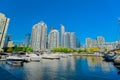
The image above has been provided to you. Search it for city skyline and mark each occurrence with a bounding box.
[0,0,120,45]
[86,36,118,50]
[30,21,77,51]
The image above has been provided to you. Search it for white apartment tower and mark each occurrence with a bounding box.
[63,32,71,48]
[48,30,59,50]
[0,13,10,48]
[86,38,93,48]
[70,32,76,49]
[63,32,76,49]
[61,24,65,47]
[97,36,105,48]
[31,21,47,51]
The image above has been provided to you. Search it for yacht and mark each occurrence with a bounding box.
[114,55,120,65]
[60,53,69,58]
[103,52,116,61]
[6,56,24,66]
[25,53,41,61]
[41,53,60,59]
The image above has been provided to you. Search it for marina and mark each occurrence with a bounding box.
[0,55,120,80]
[1,0,120,80]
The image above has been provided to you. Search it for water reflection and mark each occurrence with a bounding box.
[0,56,120,80]
[87,57,112,72]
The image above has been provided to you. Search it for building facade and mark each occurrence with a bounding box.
[86,36,118,50]
[70,32,76,49]
[60,25,76,49]
[4,34,11,47]
[76,38,81,48]
[7,41,14,47]
[60,24,65,47]
[63,32,71,48]
[86,38,93,48]
[31,21,47,51]
[48,30,59,50]
[97,36,105,48]
[24,33,31,47]
[0,13,10,48]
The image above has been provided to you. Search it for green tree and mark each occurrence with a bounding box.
[22,47,27,52]
[26,47,33,52]
[13,47,18,52]
[51,47,75,53]
[105,48,107,52]
[17,47,23,51]
[7,47,13,52]
[78,49,84,53]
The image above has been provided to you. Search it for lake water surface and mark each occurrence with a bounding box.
[0,56,120,80]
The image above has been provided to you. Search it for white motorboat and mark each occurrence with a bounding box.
[26,53,41,61]
[114,55,120,65]
[7,56,25,61]
[6,56,24,66]
[42,53,60,59]
[59,53,72,58]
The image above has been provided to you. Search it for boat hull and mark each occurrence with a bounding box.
[6,61,23,66]
[42,57,60,60]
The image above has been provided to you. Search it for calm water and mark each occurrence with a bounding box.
[0,56,120,80]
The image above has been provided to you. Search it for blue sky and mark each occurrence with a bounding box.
[0,0,120,45]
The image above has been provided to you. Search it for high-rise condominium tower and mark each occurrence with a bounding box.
[86,38,93,48]
[24,33,31,47]
[0,13,10,48]
[48,30,59,50]
[76,38,81,48]
[31,21,47,51]
[97,36,105,48]
[97,36,105,44]
[63,32,71,48]
[60,24,65,47]
[63,32,76,49]
[4,34,11,47]
[70,32,76,49]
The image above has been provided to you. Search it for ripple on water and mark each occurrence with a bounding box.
[0,56,120,80]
